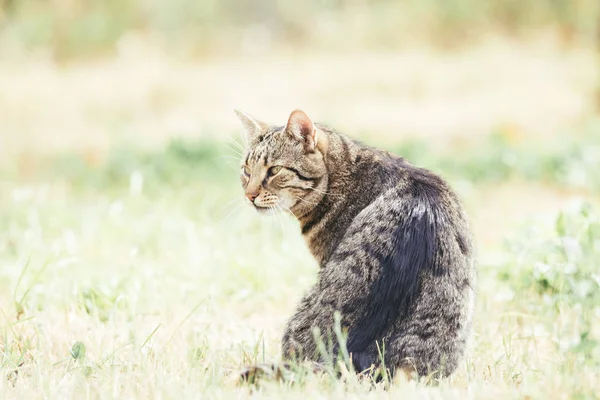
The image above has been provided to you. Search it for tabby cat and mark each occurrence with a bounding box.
[236,109,475,379]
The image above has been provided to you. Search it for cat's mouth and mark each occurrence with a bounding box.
[252,194,282,212]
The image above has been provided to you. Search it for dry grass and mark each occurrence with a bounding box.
[1,174,598,398]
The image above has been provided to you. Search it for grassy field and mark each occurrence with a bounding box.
[1,2,600,392]
[1,109,600,398]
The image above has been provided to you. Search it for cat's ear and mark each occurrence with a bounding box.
[234,109,267,139]
[285,110,319,152]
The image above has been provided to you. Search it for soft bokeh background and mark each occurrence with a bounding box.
[1,1,599,398]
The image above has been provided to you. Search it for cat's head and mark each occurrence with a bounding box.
[235,109,328,216]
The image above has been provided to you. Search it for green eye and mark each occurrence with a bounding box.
[268,166,283,176]
[243,165,251,176]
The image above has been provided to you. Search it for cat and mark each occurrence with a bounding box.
[235,109,475,379]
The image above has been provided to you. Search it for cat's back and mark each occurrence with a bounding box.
[332,141,474,278]
[356,144,465,219]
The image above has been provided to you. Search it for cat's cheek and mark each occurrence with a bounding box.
[280,196,297,210]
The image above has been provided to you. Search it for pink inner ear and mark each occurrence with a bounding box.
[288,110,314,139]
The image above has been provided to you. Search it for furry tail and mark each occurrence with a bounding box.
[345,187,440,357]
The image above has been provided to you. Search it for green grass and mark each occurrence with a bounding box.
[1,127,600,398]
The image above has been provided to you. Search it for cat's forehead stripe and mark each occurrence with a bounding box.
[248,137,274,165]
[245,127,289,166]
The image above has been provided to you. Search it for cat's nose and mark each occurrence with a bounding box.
[245,191,259,203]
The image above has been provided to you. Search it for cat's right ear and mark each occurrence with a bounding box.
[234,109,266,139]
[285,110,319,152]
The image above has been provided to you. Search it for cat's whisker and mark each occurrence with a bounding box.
[211,156,244,172]
[218,197,243,213]
[293,196,319,206]
[277,203,294,245]
[224,142,245,163]
[263,204,278,236]
[227,134,247,150]
[233,125,249,149]
[307,186,344,198]
[216,198,246,224]
[282,204,297,219]
[226,140,245,157]
[280,204,293,244]
[214,155,243,162]
[226,148,244,160]
[219,197,239,208]
[230,137,246,149]
[272,203,287,242]
[220,198,245,216]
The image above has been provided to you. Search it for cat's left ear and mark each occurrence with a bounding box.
[285,110,319,152]
[234,109,267,139]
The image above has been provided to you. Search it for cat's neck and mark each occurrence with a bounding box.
[298,129,372,265]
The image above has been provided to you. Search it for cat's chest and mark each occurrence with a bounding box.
[303,234,327,266]
[302,225,347,268]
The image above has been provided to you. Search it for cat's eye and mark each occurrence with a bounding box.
[243,165,251,176]
[268,166,283,176]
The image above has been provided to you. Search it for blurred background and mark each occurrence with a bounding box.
[1,0,599,156]
[1,1,600,397]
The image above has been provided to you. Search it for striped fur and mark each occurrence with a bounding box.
[236,109,476,378]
